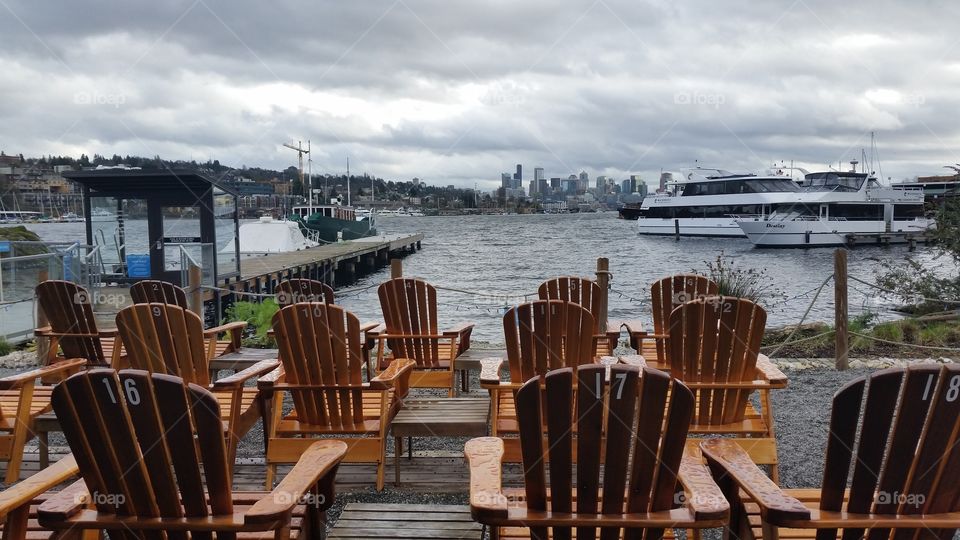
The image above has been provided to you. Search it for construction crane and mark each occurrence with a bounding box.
[282,140,312,211]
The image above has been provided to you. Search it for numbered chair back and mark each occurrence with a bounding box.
[702,364,960,540]
[377,277,444,366]
[129,280,188,308]
[50,369,236,531]
[272,303,372,427]
[537,277,604,334]
[503,300,595,383]
[116,303,211,386]
[277,279,335,307]
[35,280,109,365]
[819,365,960,537]
[515,365,695,539]
[650,274,719,362]
[667,296,765,426]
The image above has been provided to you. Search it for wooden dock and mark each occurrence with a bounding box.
[210,233,423,300]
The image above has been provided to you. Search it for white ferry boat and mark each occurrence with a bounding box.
[635,168,803,237]
[736,169,933,247]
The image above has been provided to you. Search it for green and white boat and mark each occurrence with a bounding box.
[290,203,377,243]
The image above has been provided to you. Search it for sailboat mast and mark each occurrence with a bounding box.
[307,140,312,215]
[347,158,351,206]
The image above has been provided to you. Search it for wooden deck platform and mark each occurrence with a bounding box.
[214,233,424,297]
[330,504,482,539]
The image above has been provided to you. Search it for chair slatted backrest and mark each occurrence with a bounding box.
[651,274,719,362]
[276,279,335,307]
[537,277,603,333]
[129,280,188,309]
[667,297,765,426]
[516,365,694,540]
[378,278,443,367]
[814,365,960,540]
[116,303,211,386]
[51,369,234,532]
[273,303,366,428]
[503,300,595,384]
[35,280,108,365]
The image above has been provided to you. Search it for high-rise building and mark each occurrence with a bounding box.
[538,178,549,195]
[551,177,561,190]
[596,175,608,192]
[501,172,511,189]
[529,180,537,195]
[534,167,544,182]
[513,164,522,181]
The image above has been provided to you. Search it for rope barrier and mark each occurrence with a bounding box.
[760,330,835,350]
[765,273,835,357]
[849,331,960,352]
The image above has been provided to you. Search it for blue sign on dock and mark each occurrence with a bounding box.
[126,254,151,278]
[0,241,10,253]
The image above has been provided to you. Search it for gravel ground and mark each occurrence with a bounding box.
[0,359,934,536]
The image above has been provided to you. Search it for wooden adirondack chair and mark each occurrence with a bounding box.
[276,278,335,306]
[466,365,729,539]
[623,273,719,361]
[34,280,123,368]
[0,359,86,483]
[129,279,247,358]
[376,277,475,396]
[38,369,347,540]
[702,364,960,540]
[537,276,621,356]
[480,300,615,462]
[116,303,279,465]
[0,455,81,539]
[626,296,786,481]
[268,302,416,491]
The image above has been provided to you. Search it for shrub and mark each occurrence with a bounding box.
[872,322,905,343]
[0,338,11,357]
[225,299,279,348]
[919,324,952,346]
[701,251,784,306]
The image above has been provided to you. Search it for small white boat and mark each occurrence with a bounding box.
[223,216,321,256]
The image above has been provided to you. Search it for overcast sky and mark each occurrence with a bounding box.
[1,0,958,188]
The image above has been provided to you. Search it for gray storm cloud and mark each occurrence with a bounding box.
[0,0,958,187]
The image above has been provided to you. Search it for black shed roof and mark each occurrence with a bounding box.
[62,169,238,197]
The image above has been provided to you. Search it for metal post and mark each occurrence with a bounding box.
[188,264,203,316]
[834,248,849,371]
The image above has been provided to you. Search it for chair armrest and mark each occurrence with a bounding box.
[257,366,285,389]
[755,354,788,387]
[245,440,347,525]
[465,437,509,522]
[479,357,505,385]
[677,453,729,521]
[37,477,90,523]
[359,321,381,333]
[618,355,647,368]
[213,359,280,389]
[376,333,451,340]
[34,325,53,337]
[621,319,647,335]
[700,439,810,524]
[443,322,476,336]
[0,455,78,516]
[0,358,87,389]
[204,321,248,336]
[369,358,416,390]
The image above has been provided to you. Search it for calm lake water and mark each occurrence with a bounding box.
[23,213,942,343]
